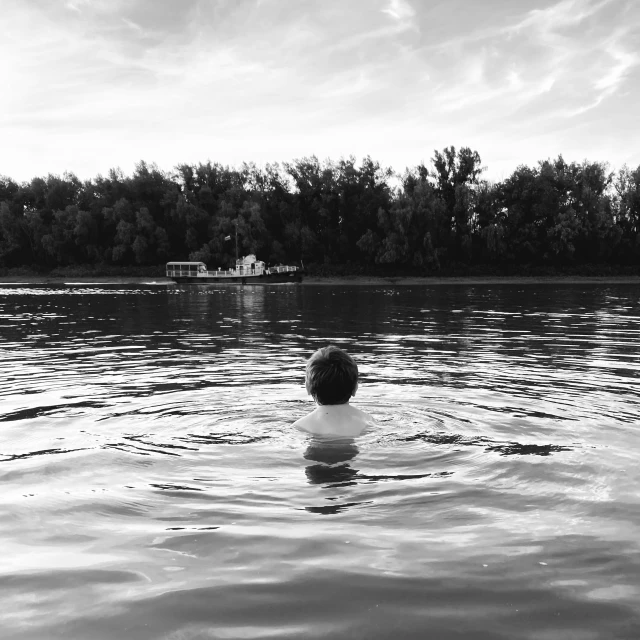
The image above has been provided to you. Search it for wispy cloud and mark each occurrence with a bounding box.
[594,36,639,94]
[382,0,415,22]
[65,1,83,13]
[122,17,145,33]
[0,0,638,182]
[509,0,612,31]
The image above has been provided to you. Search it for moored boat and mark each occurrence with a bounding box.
[166,254,302,284]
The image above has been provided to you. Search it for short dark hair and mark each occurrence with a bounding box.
[306,345,358,405]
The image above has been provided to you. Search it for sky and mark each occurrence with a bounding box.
[1,0,639,182]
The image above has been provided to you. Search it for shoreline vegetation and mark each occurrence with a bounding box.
[2,147,639,278]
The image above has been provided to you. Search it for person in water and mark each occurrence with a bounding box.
[293,345,373,437]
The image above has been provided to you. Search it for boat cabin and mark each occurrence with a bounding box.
[166,262,207,278]
[166,256,270,278]
[235,254,265,274]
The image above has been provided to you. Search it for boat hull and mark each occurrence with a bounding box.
[172,271,303,285]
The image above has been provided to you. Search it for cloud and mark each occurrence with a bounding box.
[0,0,638,182]
[594,38,639,94]
[563,37,638,116]
[382,0,415,21]
[122,17,144,33]
[509,0,614,32]
[422,0,639,117]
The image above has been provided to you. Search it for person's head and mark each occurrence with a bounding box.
[305,345,358,405]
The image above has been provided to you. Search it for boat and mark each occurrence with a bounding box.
[166,254,302,284]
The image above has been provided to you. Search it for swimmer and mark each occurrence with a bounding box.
[293,345,374,437]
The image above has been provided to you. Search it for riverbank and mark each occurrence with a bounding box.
[305,275,640,285]
[3,263,640,284]
[2,275,640,286]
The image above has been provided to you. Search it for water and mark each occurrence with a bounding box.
[1,282,640,640]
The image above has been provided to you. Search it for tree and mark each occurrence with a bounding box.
[431,147,483,260]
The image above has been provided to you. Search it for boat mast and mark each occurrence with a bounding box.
[235,219,239,264]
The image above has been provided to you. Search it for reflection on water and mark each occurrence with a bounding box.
[303,438,360,488]
[401,431,574,456]
[1,282,640,639]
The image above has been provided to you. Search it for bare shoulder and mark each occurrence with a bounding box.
[352,405,375,423]
[293,412,316,432]
[293,404,374,437]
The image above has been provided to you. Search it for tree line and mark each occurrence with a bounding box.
[1,148,639,273]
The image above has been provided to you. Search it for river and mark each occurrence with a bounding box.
[1,282,639,639]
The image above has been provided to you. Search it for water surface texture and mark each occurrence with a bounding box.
[1,282,639,640]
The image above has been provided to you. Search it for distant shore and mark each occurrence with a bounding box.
[305,275,640,285]
[2,275,640,286]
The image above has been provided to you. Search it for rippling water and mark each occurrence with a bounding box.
[1,282,640,639]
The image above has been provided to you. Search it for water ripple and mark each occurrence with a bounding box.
[1,283,640,639]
